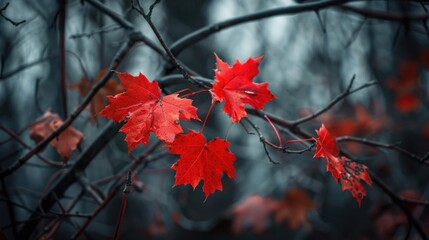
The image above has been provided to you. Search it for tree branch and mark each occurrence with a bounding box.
[290,76,378,126]
[170,0,347,56]
[0,37,135,179]
[336,136,429,164]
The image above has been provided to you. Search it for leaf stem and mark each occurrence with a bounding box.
[200,101,216,133]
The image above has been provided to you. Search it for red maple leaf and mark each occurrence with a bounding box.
[165,130,236,198]
[313,124,372,206]
[339,157,372,206]
[100,72,200,151]
[211,54,275,123]
[313,124,343,180]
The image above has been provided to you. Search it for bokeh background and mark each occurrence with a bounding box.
[1,0,428,239]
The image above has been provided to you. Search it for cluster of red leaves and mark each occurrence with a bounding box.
[100,54,374,205]
[312,124,372,206]
[231,189,315,234]
[30,110,83,160]
[100,54,275,198]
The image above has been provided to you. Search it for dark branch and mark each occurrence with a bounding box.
[0,2,26,26]
[339,5,429,21]
[0,38,135,179]
[290,75,378,126]
[170,0,347,56]
[336,136,429,164]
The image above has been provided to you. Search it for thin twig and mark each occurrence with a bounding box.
[113,171,132,240]
[0,178,18,238]
[243,118,279,164]
[69,25,122,39]
[336,136,429,164]
[290,75,378,126]
[248,109,428,240]
[0,2,26,26]
[0,38,135,179]
[59,0,68,118]
[84,0,134,30]
[132,0,208,88]
[0,124,63,167]
[0,56,56,80]
[17,122,122,238]
[69,184,122,240]
[170,0,347,55]
[339,5,429,21]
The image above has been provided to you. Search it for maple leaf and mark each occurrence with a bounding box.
[165,130,236,198]
[274,188,315,230]
[313,124,372,206]
[339,158,372,206]
[30,110,83,160]
[313,124,343,180]
[231,195,278,234]
[99,72,200,151]
[211,54,275,123]
[69,68,124,122]
[314,104,387,154]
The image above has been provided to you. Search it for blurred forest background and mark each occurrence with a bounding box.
[0,0,429,239]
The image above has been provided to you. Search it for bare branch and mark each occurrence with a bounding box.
[336,136,429,164]
[290,75,378,126]
[170,0,347,56]
[0,37,135,178]
[339,5,429,21]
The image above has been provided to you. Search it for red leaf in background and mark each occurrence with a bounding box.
[394,93,419,113]
[69,68,125,123]
[421,49,429,69]
[30,110,83,160]
[274,188,315,230]
[424,123,429,139]
[145,212,168,237]
[165,130,236,199]
[386,61,420,112]
[231,189,315,234]
[99,72,200,151]
[313,124,372,206]
[211,54,275,122]
[231,195,277,234]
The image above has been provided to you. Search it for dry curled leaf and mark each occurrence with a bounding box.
[69,68,124,122]
[29,110,83,160]
[313,124,372,206]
